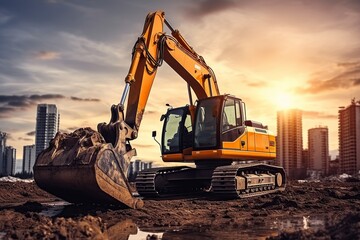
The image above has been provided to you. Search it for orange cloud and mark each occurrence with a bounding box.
[297,62,360,94]
[35,51,60,60]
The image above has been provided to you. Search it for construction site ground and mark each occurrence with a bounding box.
[0,176,359,239]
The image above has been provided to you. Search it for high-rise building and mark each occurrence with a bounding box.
[4,146,16,176]
[302,149,309,170]
[0,132,7,176]
[338,99,360,175]
[276,109,305,179]
[23,144,36,174]
[35,104,60,157]
[308,126,329,176]
[329,156,340,176]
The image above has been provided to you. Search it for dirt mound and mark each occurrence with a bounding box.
[0,181,56,205]
[0,179,359,239]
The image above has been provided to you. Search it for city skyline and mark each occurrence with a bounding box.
[0,0,359,165]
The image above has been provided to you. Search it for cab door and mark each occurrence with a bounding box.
[161,107,193,156]
[221,97,245,146]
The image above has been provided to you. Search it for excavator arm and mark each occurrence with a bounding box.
[123,11,220,133]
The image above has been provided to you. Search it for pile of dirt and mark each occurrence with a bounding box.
[0,181,56,206]
[0,179,359,239]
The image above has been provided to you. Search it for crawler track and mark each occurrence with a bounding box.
[136,163,286,199]
[211,164,286,198]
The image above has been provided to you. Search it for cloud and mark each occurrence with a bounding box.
[0,106,14,118]
[337,61,360,68]
[246,80,268,88]
[0,94,65,105]
[303,110,337,119]
[0,94,65,118]
[144,110,161,116]
[34,51,60,60]
[0,94,101,118]
[185,0,237,19]
[61,2,102,16]
[26,131,36,136]
[18,137,33,141]
[297,61,360,94]
[30,94,65,100]
[70,96,100,102]
[0,11,12,24]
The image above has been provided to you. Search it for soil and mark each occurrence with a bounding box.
[0,179,359,239]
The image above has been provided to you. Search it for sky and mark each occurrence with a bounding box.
[0,0,359,167]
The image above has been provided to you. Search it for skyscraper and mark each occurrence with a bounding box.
[308,126,329,176]
[338,99,360,175]
[35,104,60,157]
[4,146,16,176]
[23,144,36,174]
[276,109,304,179]
[0,132,7,176]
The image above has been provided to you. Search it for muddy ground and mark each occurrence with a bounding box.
[0,178,359,240]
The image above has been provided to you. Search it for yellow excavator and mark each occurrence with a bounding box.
[34,11,285,209]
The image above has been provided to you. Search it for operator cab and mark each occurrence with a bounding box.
[160,95,246,160]
[193,95,246,150]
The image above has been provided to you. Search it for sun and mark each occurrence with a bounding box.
[274,92,295,110]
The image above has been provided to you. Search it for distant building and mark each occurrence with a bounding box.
[35,104,60,157]
[302,149,309,170]
[338,99,360,175]
[329,156,340,175]
[0,132,7,176]
[308,126,329,176]
[23,144,36,174]
[4,146,16,176]
[128,159,153,181]
[276,109,305,179]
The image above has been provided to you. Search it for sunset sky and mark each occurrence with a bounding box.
[1,0,359,166]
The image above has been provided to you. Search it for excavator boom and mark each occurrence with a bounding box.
[125,11,219,132]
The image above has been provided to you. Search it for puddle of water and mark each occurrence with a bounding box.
[273,215,325,232]
[109,215,326,240]
[40,201,70,217]
[128,229,163,240]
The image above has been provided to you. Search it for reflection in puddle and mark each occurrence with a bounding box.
[107,219,163,240]
[40,201,70,217]
[273,215,325,232]
[110,216,326,240]
[128,229,163,240]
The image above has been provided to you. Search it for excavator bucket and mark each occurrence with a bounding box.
[34,105,143,209]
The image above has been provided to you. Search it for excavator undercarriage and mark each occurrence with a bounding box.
[135,163,285,199]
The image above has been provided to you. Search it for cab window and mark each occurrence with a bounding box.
[222,99,238,131]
